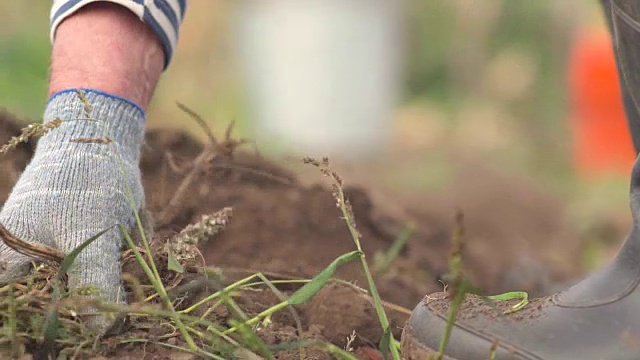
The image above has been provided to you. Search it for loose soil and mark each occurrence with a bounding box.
[0,111,585,359]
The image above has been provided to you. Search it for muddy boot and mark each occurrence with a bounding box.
[401,1,640,359]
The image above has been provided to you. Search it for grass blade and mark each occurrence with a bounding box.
[40,226,117,359]
[374,223,415,275]
[39,286,62,359]
[230,319,276,360]
[120,225,198,351]
[226,251,362,335]
[59,225,116,277]
[379,327,395,360]
[288,250,361,305]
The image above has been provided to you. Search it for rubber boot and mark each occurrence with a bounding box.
[401,1,640,359]
[603,0,640,153]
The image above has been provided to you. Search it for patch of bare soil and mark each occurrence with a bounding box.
[141,128,584,303]
[0,111,584,359]
[0,110,34,204]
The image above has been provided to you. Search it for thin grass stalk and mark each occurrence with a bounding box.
[181,273,261,314]
[436,210,468,359]
[256,273,305,360]
[222,301,289,335]
[120,227,198,351]
[334,185,401,360]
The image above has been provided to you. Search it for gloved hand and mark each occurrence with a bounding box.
[0,89,146,333]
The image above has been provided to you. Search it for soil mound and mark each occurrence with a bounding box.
[0,111,584,358]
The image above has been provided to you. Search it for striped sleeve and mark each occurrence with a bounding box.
[50,0,187,69]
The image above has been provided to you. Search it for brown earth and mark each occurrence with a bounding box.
[0,111,586,359]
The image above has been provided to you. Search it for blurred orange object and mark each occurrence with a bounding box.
[568,25,635,178]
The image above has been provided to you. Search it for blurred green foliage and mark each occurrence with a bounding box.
[403,0,583,191]
[1,2,51,119]
[0,33,50,119]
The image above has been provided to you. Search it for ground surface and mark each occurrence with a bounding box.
[0,111,586,359]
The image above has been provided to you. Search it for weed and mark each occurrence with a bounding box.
[304,156,402,360]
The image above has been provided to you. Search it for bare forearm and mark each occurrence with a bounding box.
[49,2,165,110]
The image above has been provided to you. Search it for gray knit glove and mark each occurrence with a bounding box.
[0,89,145,332]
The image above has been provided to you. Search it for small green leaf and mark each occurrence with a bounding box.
[42,309,60,344]
[167,253,184,273]
[487,291,530,314]
[288,250,361,305]
[59,225,117,277]
[40,286,61,358]
[40,224,118,355]
[379,327,393,360]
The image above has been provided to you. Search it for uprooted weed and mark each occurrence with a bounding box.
[0,94,412,359]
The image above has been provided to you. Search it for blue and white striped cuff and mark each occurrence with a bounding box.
[50,0,186,69]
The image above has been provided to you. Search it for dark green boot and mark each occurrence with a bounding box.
[402,1,640,359]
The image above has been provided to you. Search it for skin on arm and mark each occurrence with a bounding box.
[50,2,164,110]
